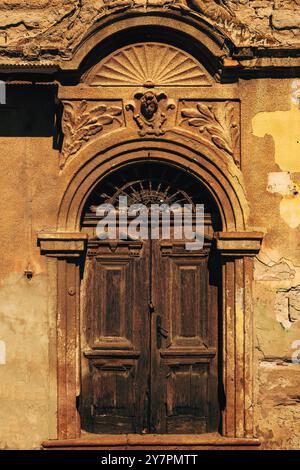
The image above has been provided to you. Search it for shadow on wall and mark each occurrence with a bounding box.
[0,84,61,146]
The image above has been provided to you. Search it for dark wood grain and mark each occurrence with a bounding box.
[81,233,220,434]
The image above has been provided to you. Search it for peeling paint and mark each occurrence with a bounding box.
[255,257,296,281]
[279,195,300,229]
[275,285,300,329]
[252,103,300,173]
[292,340,300,364]
[291,79,300,106]
[0,340,6,365]
[252,101,300,228]
[266,172,300,228]
[267,172,298,197]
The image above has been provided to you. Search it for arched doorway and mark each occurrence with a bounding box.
[38,136,263,447]
[37,14,264,444]
[79,161,222,434]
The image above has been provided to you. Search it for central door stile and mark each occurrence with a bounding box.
[148,237,154,433]
[134,238,151,434]
[149,239,166,433]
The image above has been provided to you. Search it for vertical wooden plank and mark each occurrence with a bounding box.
[207,253,219,432]
[133,240,151,433]
[150,239,165,433]
[200,261,208,340]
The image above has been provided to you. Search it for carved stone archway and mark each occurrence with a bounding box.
[37,20,263,448]
[39,139,263,449]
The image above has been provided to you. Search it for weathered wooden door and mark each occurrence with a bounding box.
[150,239,219,433]
[81,239,151,434]
[80,235,219,434]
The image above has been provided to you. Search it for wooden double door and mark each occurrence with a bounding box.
[81,236,220,434]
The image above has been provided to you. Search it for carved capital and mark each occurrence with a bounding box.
[215,231,264,257]
[38,232,88,258]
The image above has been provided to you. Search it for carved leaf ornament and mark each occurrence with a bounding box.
[61,101,123,168]
[180,102,239,160]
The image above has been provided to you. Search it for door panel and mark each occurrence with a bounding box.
[89,360,136,433]
[170,258,209,347]
[165,362,209,433]
[101,265,126,337]
[151,241,219,434]
[80,241,150,434]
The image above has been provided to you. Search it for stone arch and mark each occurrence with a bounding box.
[61,12,229,75]
[40,134,263,446]
[57,136,248,234]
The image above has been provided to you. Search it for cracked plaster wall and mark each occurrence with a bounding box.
[244,78,300,449]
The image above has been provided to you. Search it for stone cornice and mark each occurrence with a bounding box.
[0,1,299,72]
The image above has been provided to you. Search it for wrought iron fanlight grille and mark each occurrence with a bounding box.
[81,162,221,231]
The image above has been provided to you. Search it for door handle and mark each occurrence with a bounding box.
[156,315,168,348]
[148,301,155,314]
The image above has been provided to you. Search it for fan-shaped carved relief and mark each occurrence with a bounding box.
[86,43,212,87]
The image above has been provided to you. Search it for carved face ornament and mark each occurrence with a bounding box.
[125,89,175,136]
[140,92,159,121]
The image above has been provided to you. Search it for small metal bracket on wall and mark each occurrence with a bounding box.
[24,265,33,280]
